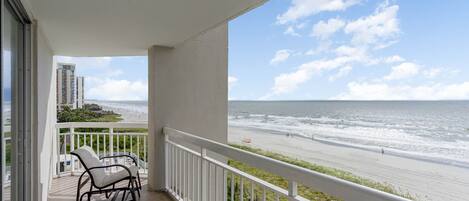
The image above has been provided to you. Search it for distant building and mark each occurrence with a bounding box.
[57,63,76,109]
[57,63,85,110]
[76,76,84,109]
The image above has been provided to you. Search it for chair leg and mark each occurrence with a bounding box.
[134,179,141,197]
[122,181,131,201]
[130,178,137,201]
[137,172,142,190]
[88,186,93,201]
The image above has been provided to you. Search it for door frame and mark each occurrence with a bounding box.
[0,0,31,200]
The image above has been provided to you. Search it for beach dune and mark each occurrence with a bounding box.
[229,126,469,201]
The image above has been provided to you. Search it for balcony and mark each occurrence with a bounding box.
[48,122,411,201]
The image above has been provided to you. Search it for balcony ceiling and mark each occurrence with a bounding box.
[27,0,265,56]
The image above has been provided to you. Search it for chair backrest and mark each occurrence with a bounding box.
[71,146,105,185]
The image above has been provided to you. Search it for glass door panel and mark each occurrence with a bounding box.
[2,2,22,201]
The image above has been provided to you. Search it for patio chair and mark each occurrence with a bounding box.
[71,146,142,201]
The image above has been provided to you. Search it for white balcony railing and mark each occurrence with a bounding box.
[53,122,410,201]
[164,127,411,201]
[55,122,148,176]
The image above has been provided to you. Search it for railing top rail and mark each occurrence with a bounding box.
[56,122,148,129]
[164,127,411,201]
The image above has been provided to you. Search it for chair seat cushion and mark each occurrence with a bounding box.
[96,165,139,188]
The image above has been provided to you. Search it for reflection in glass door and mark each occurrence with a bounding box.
[2,1,24,201]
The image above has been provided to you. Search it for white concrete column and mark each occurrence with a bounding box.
[148,23,228,190]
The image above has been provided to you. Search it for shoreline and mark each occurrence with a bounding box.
[228,126,469,201]
[237,125,469,170]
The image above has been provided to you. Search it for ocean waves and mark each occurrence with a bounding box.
[229,113,469,168]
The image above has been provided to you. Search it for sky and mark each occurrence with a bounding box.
[56,0,469,101]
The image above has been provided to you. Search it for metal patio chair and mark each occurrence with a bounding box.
[71,146,142,201]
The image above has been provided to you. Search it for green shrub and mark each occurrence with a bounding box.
[228,144,416,200]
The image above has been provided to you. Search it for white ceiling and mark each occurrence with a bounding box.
[28,0,265,56]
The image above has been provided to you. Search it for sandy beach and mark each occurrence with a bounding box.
[229,126,469,201]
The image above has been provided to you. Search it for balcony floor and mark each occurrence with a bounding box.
[48,176,173,201]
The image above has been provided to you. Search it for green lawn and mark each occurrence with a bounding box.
[90,114,123,122]
[228,144,416,201]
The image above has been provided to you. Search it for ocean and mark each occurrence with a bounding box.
[89,100,469,168]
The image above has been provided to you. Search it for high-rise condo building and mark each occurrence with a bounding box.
[57,63,76,109]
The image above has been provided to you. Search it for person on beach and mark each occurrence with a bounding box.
[381,147,385,155]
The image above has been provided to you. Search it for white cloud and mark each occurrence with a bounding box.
[284,26,301,37]
[423,68,442,79]
[384,55,405,63]
[305,41,331,55]
[334,82,469,100]
[335,45,364,57]
[329,66,352,81]
[277,0,360,24]
[311,18,345,40]
[270,49,292,65]
[344,3,399,46]
[228,76,238,90]
[87,78,148,101]
[384,62,420,80]
[284,22,309,36]
[271,55,363,95]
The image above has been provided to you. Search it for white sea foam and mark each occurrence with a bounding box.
[229,113,469,168]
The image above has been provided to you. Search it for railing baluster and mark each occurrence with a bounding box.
[223,169,227,201]
[103,133,107,159]
[250,181,254,201]
[240,177,244,201]
[231,172,235,201]
[117,134,120,155]
[200,148,207,201]
[197,155,201,201]
[144,135,147,174]
[164,133,169,189]
[70,127,75,174]
[56,128,60,176]
[62,133,66,173]
[170,144,173,192]
[288,181,298,200]
[262,187,266,201]
[130,135,133,157]
[215,165,218,201]
[137,135,140,169]
[174,146,177,195]
[187,153,194,200]
[207,162,211,201]
[110,128,114,157]
[183,150,186,199]
[96,134,101,156]
[178,148,182,197]
[90,134,93,152]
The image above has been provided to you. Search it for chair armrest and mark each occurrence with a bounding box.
[87,164,134,177]
[100,154,138,166]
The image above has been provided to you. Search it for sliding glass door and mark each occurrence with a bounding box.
[1,0,30,200]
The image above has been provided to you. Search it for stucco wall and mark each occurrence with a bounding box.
[148,23,228,190]
[33,23,56,201]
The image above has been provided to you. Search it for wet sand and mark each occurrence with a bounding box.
[229,126,469,201]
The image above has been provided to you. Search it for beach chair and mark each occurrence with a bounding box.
[71,146,142,201]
